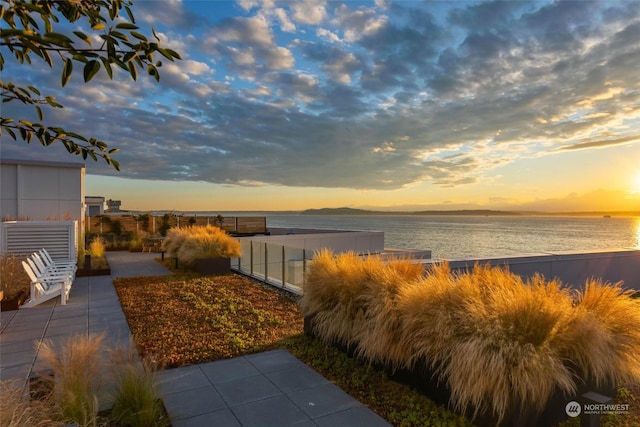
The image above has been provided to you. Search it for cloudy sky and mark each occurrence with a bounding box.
[3,0,640,212]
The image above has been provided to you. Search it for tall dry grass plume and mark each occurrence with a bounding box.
[554,280,640,388]
[39,333,105,425]
[303,254,640,424]
[161,225,241,266]
[88,238,105,259]
[160,226,191,258]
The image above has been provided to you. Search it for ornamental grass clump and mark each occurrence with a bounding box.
[39,333,105,425]
[161,225,241,267]
[554,280,640,389]
[109,343,168,427]
[302,253,640,425]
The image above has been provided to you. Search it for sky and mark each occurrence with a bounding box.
[2,0,640,212]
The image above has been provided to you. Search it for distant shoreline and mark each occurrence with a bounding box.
[298,207,640,217]
[114,207,640,217]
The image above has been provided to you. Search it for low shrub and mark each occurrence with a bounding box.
[161,225,241,267]
[302,253,640,425]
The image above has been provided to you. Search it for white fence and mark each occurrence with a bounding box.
[442,248,640,291]
[1,221,78,261]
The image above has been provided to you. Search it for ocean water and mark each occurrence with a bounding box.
[263,215,640,259]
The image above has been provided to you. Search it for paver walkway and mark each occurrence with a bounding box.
[0,252,391,427]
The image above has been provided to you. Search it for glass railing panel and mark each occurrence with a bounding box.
[284,247,305,288]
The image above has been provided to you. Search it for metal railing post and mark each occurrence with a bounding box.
[264,243,268,281]
[250,240,254,275]
[302,249,307,287]
[281,245,286,288]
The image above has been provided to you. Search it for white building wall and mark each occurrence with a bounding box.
[0,159,85,222]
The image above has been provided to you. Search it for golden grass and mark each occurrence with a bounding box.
[39,334,105,425]
[303,253,640,424]
[0,379,55,426]
[88,238,105,259]
[161,225,241,266]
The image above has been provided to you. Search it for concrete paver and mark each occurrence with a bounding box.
[0,252,392,427]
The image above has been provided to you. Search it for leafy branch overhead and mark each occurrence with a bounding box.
[0,0,181,169]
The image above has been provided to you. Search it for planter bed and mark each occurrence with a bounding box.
[303,315,616,427]
[1,290,28,311]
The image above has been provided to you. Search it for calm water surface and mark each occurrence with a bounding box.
[264,215,640,259]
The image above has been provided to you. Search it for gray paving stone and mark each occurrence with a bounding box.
[163,385,226,420]
[0,339,37,355]
[230,394,309,427]
[215,374,281,406]
[0,363,31,383]
[172,408,241,427]
[0,349,36,368]
[246,349,301,374]
[201,357,261,384]
[265,363,329,393]
[288,382,362,419]
[158,365,211,395]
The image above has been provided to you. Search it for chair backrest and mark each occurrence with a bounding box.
[27,257,45,276]
[22,260,38,283]
[40,248,54,264]
[31,253,49,271]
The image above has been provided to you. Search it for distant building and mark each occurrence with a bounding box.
[106,199,122,212]
[85,196,105,217]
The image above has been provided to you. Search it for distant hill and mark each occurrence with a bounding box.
[301,207,388,215]
[300,207,520,216]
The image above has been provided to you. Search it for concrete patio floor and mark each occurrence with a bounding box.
[0,252,391,427]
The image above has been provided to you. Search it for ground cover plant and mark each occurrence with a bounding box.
[112,262,639,426]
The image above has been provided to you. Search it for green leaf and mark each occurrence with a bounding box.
[61,57,72,87]
[83,60,100,82]
[124,6,135,24]
[27,85,40,95]
[73,30,91,45]
[100,57,113,79]
[131,31,147,41]
[115,22,138,30]
[36,106,43,120]
[110,30,129,42]
[128,61,138,81]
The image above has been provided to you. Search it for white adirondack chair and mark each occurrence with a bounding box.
[21,261,72,308]
[31,252,76,278]
[27,257,74,284]
[39,248,77,271]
